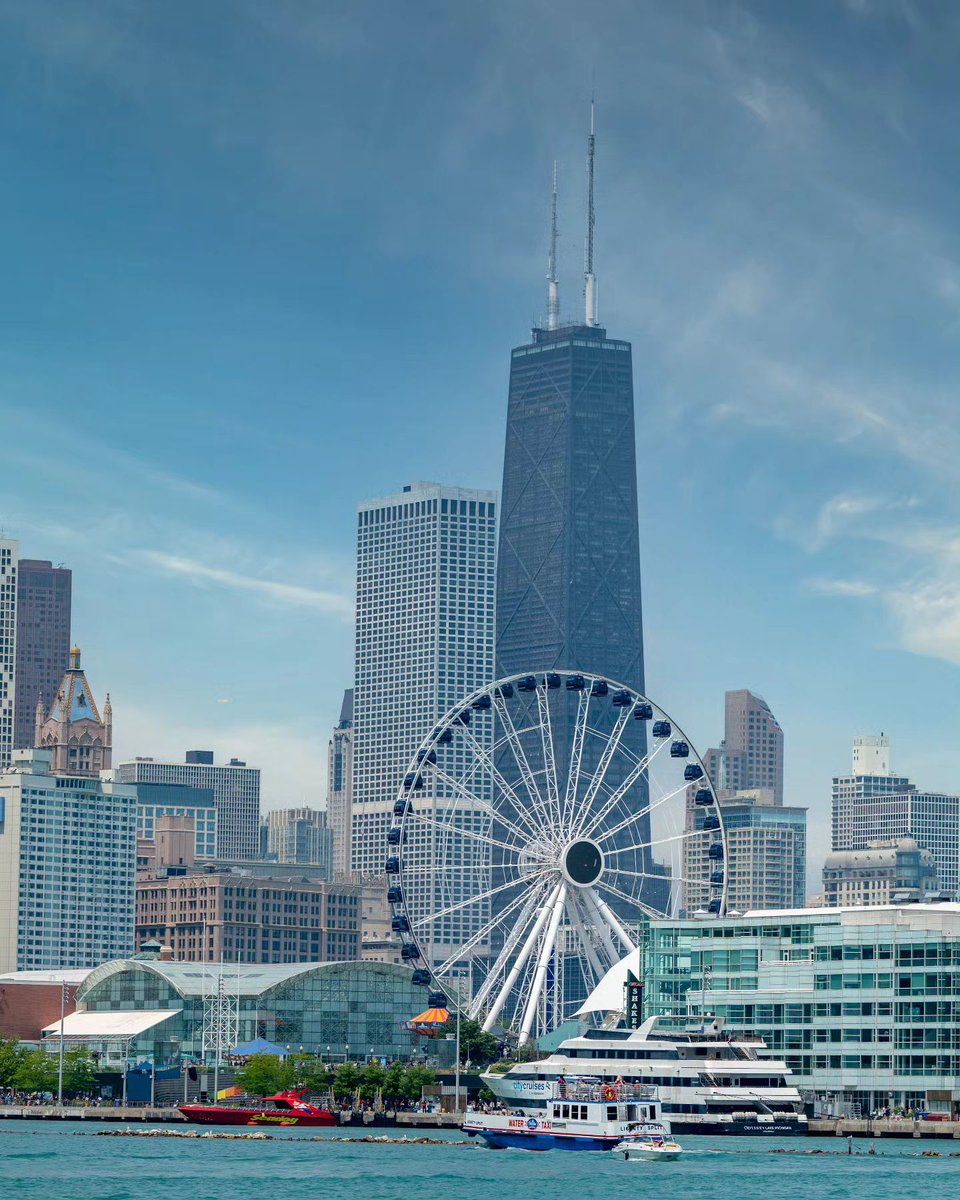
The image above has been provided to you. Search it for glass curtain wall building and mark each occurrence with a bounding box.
[645,904,960,1115]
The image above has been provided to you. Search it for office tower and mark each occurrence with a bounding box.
[35,646,112,776]
[686,790,807,911]
[494,113,666,941]
[327,688,354,877]
[708,690,784,804]
[353,482,497,966]
[0,748,137,972]
[822,837,939,907]
[117,751,260,860]
[684,690,795,912]
[135,868,360,963]
[13,559,71,750]
[0,538,17,771]
[134,781,217,860]
[831,738,960,893]
[265,806,333,874]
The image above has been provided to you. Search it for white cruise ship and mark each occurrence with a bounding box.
[483,1016,808,1136]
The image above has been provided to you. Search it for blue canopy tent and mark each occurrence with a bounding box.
[230,1036,289,1058]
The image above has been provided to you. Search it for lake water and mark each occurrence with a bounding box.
[1,1122,957,1200]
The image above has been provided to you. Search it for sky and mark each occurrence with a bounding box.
[0,0,957,889]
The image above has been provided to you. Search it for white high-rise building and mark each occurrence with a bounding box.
[831,737,960,894]
[852,734,890,776]
[0,537,18,772]
[117,751,260,860]
[0,748,137,972]
[353,482,497,969]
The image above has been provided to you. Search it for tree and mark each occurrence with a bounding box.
[382,1060,405,1103]
[456,1020,500,1067]
[0,1039,25,1087]
[359,1059,384,1101]
[13,1050,57,1096]
[233,1053,294,1097]
[62,1048,96,1098]
[332,1062,361,1100]
[293,1058,330,1095]
[401,1064,436,1102]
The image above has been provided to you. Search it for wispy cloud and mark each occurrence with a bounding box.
[807,577,878,598]
[134,550,354,617]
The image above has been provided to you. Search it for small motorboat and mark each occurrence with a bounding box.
[614,1134,684,1161]
[180,1087,336,1127]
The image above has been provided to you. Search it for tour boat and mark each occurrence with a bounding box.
[179,1088,336,1127]
[482,1016,808,1136]
[463,1079,670,1151]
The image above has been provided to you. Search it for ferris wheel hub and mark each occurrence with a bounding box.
[560,838,604,888]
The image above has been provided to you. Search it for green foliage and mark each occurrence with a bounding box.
[0,1039,25,1087]
[456,1020,500,1066]
[62,1048,96,1098]
[13,1049,57,1095]
[382,1060,405,1101]
[332,1062,361,1099]
[359,1059,384,1100]
[477,1087,495,1102]
[400,1064,436,1102]
[292,1058,330,1095]
[233,1053,295,1097]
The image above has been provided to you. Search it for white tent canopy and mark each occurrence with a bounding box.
[41,1010,180,1041]
[574,947,641,1016]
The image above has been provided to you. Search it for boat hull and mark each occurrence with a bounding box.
[179,1105,336,1127]
[669,1117,806,1136]
[468,1129,622,1151]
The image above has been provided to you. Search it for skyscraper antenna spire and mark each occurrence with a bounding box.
[546,160,559,330]
[584,97,597,327]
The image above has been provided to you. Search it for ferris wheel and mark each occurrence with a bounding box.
[384,670,728,1045]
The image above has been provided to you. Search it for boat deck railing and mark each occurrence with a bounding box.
[556,1081,658,1103]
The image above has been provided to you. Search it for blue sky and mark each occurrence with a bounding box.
[0,1,957,886]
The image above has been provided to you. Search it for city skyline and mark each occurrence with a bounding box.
[1,3,958,890]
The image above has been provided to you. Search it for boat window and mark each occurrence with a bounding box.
[562,1104,570,1118]
[607,1106,617,1121]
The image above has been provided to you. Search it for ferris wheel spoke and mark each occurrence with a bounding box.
[492,695,557,834]
[594,776,692,845]
[595,877,665,925]
[518,882,567,1045]
[482,880,562,1032]
[571,702,635,834]
[604,825,710,856]
[427,761,535,845]
[536,686,566,831]
[470,879,553,1016]
[431,883,535,978]
[561,689,591,835]
[410,872,532,930]
[578,734,671,840]
[456,717,551,840]
[407,809,525,858]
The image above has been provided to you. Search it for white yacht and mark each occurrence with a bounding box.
[482,1016,808,1136]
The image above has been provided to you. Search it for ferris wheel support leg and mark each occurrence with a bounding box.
[470,880,550,1016]
[590,890,638,954]
[578,886,623,967]
[569,891,608,982]
[481,880,561,1033]
[518,883,567,1046]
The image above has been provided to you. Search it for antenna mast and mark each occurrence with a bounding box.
[584,99,597,327]
[546,161,560,330]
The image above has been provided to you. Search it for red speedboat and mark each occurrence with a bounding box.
[180,1088,337,1127]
